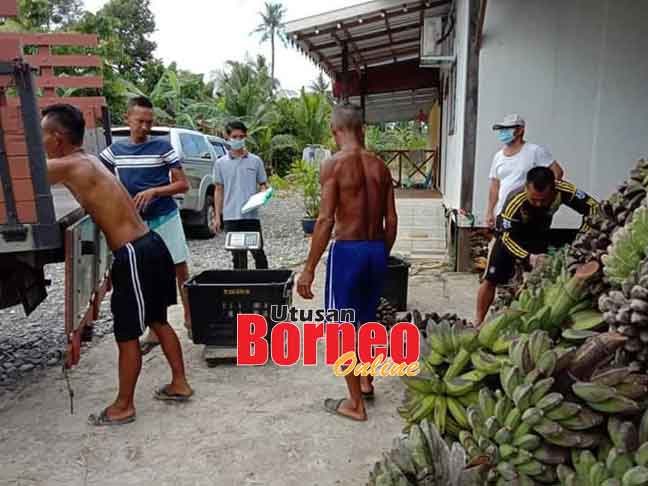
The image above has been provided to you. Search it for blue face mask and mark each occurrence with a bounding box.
[229,138,246,150]
[497,128,516,145]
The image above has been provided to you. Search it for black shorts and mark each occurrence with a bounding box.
[483,236,548,285]
[111,231,177,342]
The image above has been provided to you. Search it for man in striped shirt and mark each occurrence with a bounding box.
[99,97,192,352]
[476,167,598,325]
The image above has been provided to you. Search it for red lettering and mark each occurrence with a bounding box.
[302,322,325,366]
[237,314,269,365]
[390,323,420,364]
[325,323,356,365]
[357,322,388,363]
[271,322,301,366]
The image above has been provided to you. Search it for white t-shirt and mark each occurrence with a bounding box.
[489,143,554,216]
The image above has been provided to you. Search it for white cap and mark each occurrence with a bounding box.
[492,114,526,130]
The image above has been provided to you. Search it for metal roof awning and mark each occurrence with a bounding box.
[285,0,451,123]
[285,0,451,76]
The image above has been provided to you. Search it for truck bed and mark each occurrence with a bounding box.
[52,185,82,224]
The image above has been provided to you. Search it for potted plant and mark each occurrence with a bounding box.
[287,160,320,235]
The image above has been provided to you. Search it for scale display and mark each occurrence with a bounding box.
[225,232,262,250]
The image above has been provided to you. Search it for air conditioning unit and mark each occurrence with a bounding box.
[420,16,456,67]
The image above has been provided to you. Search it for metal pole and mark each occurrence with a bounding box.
[360,68,367,123]
[341,41,349,102]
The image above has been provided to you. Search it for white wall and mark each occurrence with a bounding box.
[471,0,648,228]
[440,0,470,210]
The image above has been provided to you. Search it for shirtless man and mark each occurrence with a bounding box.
[297,103,398,421]
[41,104,193,425]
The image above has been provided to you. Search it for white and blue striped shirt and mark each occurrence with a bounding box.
[99,139,181,220]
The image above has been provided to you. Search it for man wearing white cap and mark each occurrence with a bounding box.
[485,114,564,228]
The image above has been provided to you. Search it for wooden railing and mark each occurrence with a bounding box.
[377,149,439,190]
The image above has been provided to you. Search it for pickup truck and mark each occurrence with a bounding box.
[110,127,229,239]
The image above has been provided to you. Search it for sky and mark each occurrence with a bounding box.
[82,0,356,92]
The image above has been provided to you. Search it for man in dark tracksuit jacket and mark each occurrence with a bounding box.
[475,166,599,325]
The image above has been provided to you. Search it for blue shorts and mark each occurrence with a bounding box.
[325,240,388,326]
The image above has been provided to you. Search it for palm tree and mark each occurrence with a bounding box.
[308,72,330,95]
[251,2,288,89]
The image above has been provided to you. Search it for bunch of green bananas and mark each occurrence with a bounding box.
[400,316,514,436]
[366,418,483,486]
[460,331,606,485]
[571,366,647,415]
[513,266,602,336]
[557,413,648,486]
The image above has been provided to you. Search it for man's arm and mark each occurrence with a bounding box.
[549,161,564,180]
[297,159,337,299]
[213,184,224,232]
[257,157,268,192]
[132,167,189,211]
[499,194,532,261]
[486,178,500,228]
[384,173,397,255]
[46,157,72,185]
[556,180,599,231]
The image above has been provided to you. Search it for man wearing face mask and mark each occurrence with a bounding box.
[213,121,269,269]
[485,114,564,229]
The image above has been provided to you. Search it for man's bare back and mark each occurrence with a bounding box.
[47,150,148,251]
[322,147,397,244]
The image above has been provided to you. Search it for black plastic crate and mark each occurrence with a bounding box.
[185,269,295,346]
[382,256,410,312]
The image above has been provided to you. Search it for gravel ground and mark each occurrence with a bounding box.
[0,194,309,396]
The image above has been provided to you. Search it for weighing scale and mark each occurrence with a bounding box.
[224,231,263,251]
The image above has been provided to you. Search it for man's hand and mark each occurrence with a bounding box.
[133,188,158,211]
[485,211,496,229]
[212,213,222,233]
[529,254,547,268]
[297,270,315,299]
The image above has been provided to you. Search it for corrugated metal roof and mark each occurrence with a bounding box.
[285,0,451,76]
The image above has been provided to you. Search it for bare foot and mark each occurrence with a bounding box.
[324,398,367,421]
[360,376,374,395]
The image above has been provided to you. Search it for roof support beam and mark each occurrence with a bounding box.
[306,23,421,51]
[328,35,420,60]
[296,1,450,40]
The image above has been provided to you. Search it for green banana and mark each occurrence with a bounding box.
[536,392,564,412]
[556,407,603,430]
[635,443,648,467]
[536,349,557,376]
[494,392,513,425]
[587,396,640,415]
[410,394,437,423]
[591,367,634,387]
[512,383,534,411]
[446,396,469,429]
[444,377,476,397]
[401,373,443,394]
[530,377,555,403]
[501,365,523,399]
[479,388,496,419]
[606,449,635,480]
[444,348,472,380]
[494,426,513,445]
[572,382,618,403]
[516,458,545,476]
[459,369,488,383]
[433,396,447,435]
[478,310,524,349]
[504,407,522,430]
[589,462,609,485]
[622,466,648,486]
[522,408,544,427]
[514,433,541,451]
[471,348,502,374]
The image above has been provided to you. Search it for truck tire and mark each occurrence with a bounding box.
[192,194,216,239]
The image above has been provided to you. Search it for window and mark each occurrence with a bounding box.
[210,142,226,158]
[180,133,212,160]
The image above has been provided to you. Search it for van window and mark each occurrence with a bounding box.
[181,133,212,160]
[210,142,226,158]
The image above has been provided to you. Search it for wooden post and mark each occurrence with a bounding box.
[341,41,349,102]
[360,68,367,123]
[457,0,481,272]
